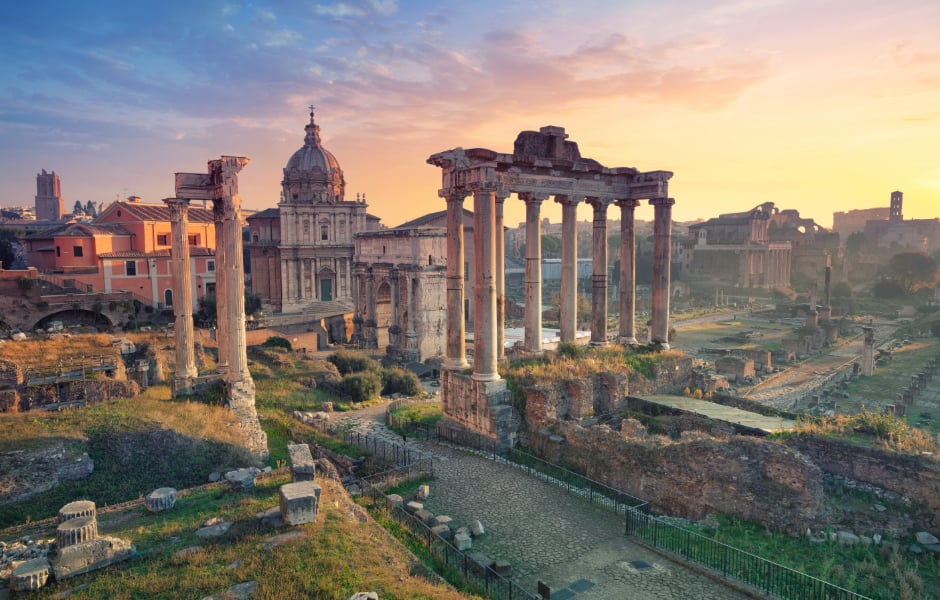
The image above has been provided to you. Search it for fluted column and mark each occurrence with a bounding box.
[164,198,197,385]
[213,156,252,382]
[650,197,675,348]
[521,192,546,352]
[588,197,611,346]
[495,191,508,359]
[617,199,640,345]
[472,184,499,381]
[444,190,469,370]
[556,194,580,343]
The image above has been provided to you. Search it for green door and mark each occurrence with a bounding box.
[320,279,332,301]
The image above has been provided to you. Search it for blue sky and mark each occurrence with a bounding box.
[1,0,939,228]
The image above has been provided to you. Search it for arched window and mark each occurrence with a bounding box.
[164,289,173,307]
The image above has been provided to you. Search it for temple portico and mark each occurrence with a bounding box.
[428,126,673,446]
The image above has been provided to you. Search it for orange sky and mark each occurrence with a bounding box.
[2,1,938,230]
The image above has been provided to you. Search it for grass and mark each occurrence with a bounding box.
[387,403,442,436]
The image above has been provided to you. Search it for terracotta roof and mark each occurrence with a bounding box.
[98,247,214,259]
[247,207,281,220]
[24,222,133,240]
[394,208,473,229]
[98,201,215,224]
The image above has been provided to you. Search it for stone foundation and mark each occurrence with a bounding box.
[226,378,269,461]
[440,370,518,448]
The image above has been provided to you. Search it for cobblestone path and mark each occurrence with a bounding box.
[335,404,753,600]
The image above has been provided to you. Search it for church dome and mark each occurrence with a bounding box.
[281,109,346,204]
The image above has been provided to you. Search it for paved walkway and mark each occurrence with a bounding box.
[334,403,753,600]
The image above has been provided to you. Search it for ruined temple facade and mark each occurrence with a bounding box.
[863,191,940,252]
[685,203,792,289]
[247,110,380,314]
[429,126,673,446]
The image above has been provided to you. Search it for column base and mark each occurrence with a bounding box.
[471,371,501,383]
[590,340,609,348]
[440,370,517,449]
[619,336,638,347]
[444,358,470,371]
[171,377,195,397]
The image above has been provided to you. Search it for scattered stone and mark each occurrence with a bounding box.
[57,516,98,549]
[915,531,939,545]
[224,468,256,492]
[860,535,872,546]
[58,500,96,523]
[279,481,322,526]
[925,544,940,555]
[195,520,232,539]
[908,544,923,555]
[873,503,886,512]
[11,558,51,592]
[144,487,177,513]
[226,559,243,570]
[288,443,316,482]
[432,515,453,528]
[415,484,430,501]
[208,472,222,483]
[202,580,259,600]
[430,525,452,540]
[492,560,512,577]
[174,546,203,559]
[405,501,423,514]
[414,509,435,526]
[51,536,135,580]
[453,529,472,551]
[348,593,378,600]
[261,530,306,550]
[835,531,859,545]
[873,533,882,545]
[469,520,485,538]
[386,494,403,506]
[467,553,494,575]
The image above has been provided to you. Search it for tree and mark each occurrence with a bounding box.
[0,229,24,269]
[886,252,938,294]
[541,235,562,259]
[73,200,84,215]
[85,200,97,217]
[845,231,866,256]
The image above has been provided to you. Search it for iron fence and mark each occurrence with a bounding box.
[337,429,420,466]
[361,464,538,600]
[625,510,872,600]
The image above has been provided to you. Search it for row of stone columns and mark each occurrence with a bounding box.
[443,189,674,380]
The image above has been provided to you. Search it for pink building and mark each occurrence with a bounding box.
[24,199,218,308]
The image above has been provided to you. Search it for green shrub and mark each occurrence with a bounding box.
[382,367,422,396]
[557,342,585,359]
[340,371,382,402]
[329,349,379,375]
[261,336,292,350]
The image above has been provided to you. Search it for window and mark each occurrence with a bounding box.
[73,246,83,257]
[125,260,137,276]
[188,234,200,246]
[321,225,329,241]
[157,234,169,246]
[207,260,215,272]
[55,246,61,257]
[164,289,173,307]
[205,283,216,295]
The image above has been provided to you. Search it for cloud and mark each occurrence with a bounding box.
[314,1,398,18]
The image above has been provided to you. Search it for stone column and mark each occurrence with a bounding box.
[472,184,499,381]
[365,268,376,348]
[213,156,252,383]
[495,191,508,359]
[556,194,580,343]
[650,197,675,348]
[390,268,400,349]
[521,192,546,352]
[213,201,231,374]
[406,272,418,356]
[588,197,610,346]
[164,198,197,390]
[617,199,640,345]
[444,190,469,370]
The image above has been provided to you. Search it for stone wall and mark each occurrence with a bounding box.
[715,357,755,382]
[533,421,823,534]
[786,436,940,530]
[16,380,140,412]
[440,370,518,446]
[0,358,24,387]
[523,371,631,431]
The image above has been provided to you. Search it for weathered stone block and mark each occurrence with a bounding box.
[11,557,51,592]
[432,515,452,528]
[288,443,316,482]
[415,484,430,500]
[196,520,232,538]
[430,524,452,540]
[51,536,135,580]
[414,509,435,525]
[279,481,321,526]
[493,560,512,577]
[348,593,379,600]
[144,487,177,513]
[386,494,403,506]
[58,500,96,523]
[405,501,423,514]
[469,519,485,537]
[225,468,256,491]
[454,529,472,551]
[915,531,939,545]
[57,515,98,548]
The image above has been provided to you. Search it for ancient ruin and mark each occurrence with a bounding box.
[428,126,673,446]
[166,156,268,460]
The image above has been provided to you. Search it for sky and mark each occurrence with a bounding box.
[1,0,938,230]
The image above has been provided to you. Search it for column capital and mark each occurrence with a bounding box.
[441,187,469,202]
[467,180,499,194]
[586,196,614,210]
[553,194,583,206]
[518,191,550,205]
[649,197,676,207]
[163,197,191,219]
[615,198,642,209]
[495,186,511,202]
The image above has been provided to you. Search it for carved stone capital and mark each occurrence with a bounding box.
[467,180,499,195]
[518,192,549,205]
[553,194,582,206]
[615,198,642,210]
[649,197,676,207]
[586,196,614,210]
[441,188,468,203]
[163,198,190,219]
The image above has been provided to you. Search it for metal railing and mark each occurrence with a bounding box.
[625,510,871,600]
[337,428,423,466]
[361,463,538,600]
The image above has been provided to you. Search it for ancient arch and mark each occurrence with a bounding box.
[33,310,113,332]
